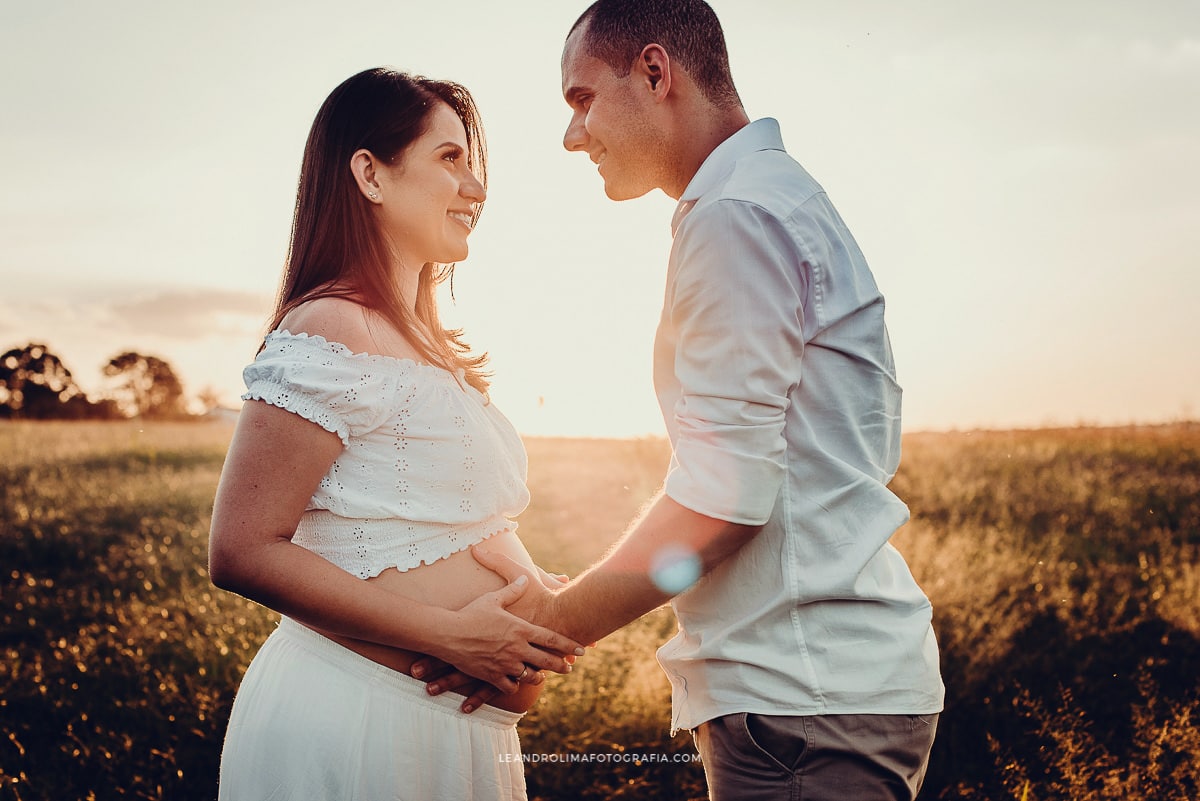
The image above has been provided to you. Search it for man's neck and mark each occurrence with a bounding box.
[664,107,751,200]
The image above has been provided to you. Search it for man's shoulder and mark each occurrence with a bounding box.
[697,150,824,221]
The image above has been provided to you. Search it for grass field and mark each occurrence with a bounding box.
[1,420,1198,800]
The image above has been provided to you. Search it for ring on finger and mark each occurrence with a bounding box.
[516,665,529,682]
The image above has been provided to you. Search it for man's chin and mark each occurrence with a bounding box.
[603,178,654,202]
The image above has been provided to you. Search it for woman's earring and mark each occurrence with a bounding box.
[367,189,379,200]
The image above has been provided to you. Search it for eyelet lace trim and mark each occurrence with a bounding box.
[293,511,517,578]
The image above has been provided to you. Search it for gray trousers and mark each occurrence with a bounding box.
[692,712,939,801]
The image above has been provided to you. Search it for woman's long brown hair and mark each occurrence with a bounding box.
[265,67,490,392]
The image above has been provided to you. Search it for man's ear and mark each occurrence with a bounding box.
[350,148,382,203]
[636,43,672,101]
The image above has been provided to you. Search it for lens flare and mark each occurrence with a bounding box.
[649,544,701,595]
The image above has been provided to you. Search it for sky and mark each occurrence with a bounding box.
[2,0,1197,437]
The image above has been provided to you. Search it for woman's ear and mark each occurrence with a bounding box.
[350,149,382,203]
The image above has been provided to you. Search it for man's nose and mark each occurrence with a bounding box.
[563,112,588,153]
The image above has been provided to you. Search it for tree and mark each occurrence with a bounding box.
[103,352,186,419]
[195,386,223,415]
[0,343,85,419]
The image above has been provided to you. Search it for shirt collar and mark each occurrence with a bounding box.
[671,118,785,233]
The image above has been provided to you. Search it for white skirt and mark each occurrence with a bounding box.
[218,617,527,800]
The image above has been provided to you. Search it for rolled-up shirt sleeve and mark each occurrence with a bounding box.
[663,199,807,526]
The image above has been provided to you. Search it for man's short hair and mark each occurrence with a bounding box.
[570,0,741,109]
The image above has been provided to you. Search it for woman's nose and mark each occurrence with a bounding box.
[462,173,486,203]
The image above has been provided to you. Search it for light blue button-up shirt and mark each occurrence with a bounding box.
[654,118,944,732]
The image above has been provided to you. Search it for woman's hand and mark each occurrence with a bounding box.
[413,564,579,712]
[423,574,583,695]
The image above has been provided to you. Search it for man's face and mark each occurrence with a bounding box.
[561,28,664,201]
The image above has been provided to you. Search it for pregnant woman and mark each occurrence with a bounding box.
[208,67,584,800]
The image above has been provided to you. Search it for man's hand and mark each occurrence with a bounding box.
[412,659,542,714]
[471,545,561,629]
[412,561,576,713]
[491,493,761,646]
[424,574,582,693]
[417,493,760,712]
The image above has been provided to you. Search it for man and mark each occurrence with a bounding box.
[434,1,944,797]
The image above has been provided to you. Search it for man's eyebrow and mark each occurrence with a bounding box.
[563,85,589,104]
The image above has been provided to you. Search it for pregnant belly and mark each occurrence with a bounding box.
[316,528,544,713]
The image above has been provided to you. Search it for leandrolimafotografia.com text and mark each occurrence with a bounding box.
[499,751,703,765]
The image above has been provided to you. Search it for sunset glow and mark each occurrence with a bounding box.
[2,1,1197,435]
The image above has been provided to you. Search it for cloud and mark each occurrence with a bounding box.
[0,285,273,405]
[107,287,271,339]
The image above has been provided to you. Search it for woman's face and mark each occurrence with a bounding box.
[374,102,486,270]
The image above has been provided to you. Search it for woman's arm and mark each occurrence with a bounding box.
[208,400,584,692]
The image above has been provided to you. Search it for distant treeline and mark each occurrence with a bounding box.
[0,342,213,420]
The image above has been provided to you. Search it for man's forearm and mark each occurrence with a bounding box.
[546,492,761,644]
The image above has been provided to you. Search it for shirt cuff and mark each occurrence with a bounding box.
[664,436,784,526]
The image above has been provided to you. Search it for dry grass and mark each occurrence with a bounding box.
[1,421,1198,800]
[0,420,234,469]
[892,425,1200,800]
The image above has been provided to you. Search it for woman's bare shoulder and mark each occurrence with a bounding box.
[278,297,377,353]
[278,297,422,361]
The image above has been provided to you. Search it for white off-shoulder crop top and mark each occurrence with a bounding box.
[241,330,531,578]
